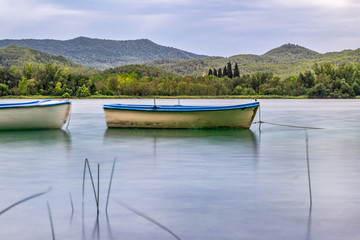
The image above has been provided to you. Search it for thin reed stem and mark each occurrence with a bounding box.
[106,213,114,240]
[47,202,56,240]
[0,188,51,215]
[91,215,100,240]
[106,158,117,214]
[305,130,313,206]
[85,159,99,208]
[115,200,181,240]
[69,192,74,213]
[97,163,100,215]
[82,159,87,208]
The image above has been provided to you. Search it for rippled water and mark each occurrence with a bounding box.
[1,99,360,240]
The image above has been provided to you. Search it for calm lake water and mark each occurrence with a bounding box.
[1,99,360,240]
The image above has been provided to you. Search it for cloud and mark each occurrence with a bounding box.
[131,0,191,4]
[0,0,85,21]
[273,0,348,8]
[256,0,357,9]
[0,0,359,55]
[96,0,192,8]
[115,12,177,35]
[0,0,97,39]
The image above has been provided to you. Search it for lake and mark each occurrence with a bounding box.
[1,99,360,240]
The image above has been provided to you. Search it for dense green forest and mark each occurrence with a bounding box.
[1,61,360,98]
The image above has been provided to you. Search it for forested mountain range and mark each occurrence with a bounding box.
[0,45,80,68]
[0,45,92,74]
[0,37,207,69]
[146,44,360,77]
[1,41,359,99]
[0,38,359,79]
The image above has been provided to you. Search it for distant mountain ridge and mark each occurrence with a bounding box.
[0,38,359,78]
[0,37,207,69]
[146,44,360,77]
[0,45,84,69]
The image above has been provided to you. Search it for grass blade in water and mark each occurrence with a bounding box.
[83,158,99,210]
[69,192,74,213]
[0,188,51,215]
[106,158,117,213]
[116,200,181,240]
[47,202,56,240]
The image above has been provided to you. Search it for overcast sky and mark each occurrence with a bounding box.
[1,0,359,56]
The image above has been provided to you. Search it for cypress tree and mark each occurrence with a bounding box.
[233,63,240,77]
[223,66,228,77]
[218,68,222,78]
[227,62,233,79]
[213,68,218,77]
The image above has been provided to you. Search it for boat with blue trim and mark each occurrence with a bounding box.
[0,99,71,130]
[103,101,259,129]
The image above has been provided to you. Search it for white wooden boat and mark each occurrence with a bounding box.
[0,100,71,130]
[103,101,259,129]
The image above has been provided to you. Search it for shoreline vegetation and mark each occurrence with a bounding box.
[1,61,360,99]
[2,95,360,100]
[0,95,307,99]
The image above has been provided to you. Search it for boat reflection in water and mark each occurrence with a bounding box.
[0,129,71,148]
[104,128,258,158]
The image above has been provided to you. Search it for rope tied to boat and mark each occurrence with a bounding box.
[253,120,324,130]
[254,102,324,130]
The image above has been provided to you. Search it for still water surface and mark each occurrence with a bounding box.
[1,99,360,240]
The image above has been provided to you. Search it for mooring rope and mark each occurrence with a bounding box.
[66,109,72,130]
[254,103,323,130]
[253,121,324,130]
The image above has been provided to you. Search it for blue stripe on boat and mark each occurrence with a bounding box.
[0,100,70,108]
[103,101,259,112]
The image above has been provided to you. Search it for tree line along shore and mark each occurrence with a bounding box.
[1,62,360,99]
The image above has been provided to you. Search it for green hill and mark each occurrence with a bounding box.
[262,43,320,61]
[146,44,360,78]
[0,45,88,72]
[102,64,178,78]
[0,37,207,69]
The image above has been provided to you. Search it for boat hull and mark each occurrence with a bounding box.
[0,101,71,130]
[104,104,259,129]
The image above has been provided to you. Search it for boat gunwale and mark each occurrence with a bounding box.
[0,100,71,109]
[103,102,259,112]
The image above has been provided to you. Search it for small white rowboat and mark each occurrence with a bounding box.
[104,101,259,129]
[0,100,71,130]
